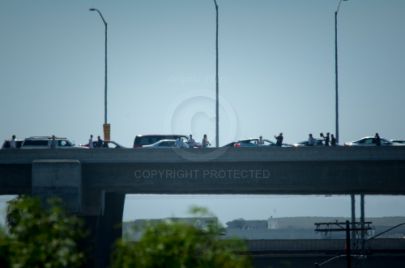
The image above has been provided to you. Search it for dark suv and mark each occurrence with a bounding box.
[133,134,188,148]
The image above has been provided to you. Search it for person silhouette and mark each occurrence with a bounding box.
[275,133,283,146]
[308,133,315,146]
[325,132,330,146]
[331,134,337,146]
[97,136,103,148]
[258,136,264,145]
[188,134,196,148]
[50,135,57,149]
[10,135,17,149]
[88,135,94,149]
[374,133,381,146]
[202,134,211,148]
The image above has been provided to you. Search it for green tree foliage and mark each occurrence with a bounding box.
[4,196,86,268]
[112,206,252,268]
[0,227,10,267]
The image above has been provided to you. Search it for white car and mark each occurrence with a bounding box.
[21,136,76,149]
[344,137,392,146]
[81,140,126,149]
[143,139,189,149]
[391,140,405,146]
[293,139,324,147]
[223,138,291,148]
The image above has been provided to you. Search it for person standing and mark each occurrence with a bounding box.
[88,135,94,149]
[9,135,17,149]
[202,134,211,148]
[187,134,196,148]
[175,137,182,148]
[275,133,283,146]
[331,134,337,146]
[258,136,264,145]
[308,134,315,146]
[374,133,381,146]
[50,135,57,149]
[96,136,103,148]
[325,133,330,146]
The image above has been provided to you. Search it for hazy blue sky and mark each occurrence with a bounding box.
[1,0,405,223]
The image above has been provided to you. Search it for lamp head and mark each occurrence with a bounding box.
[89,8,96,11]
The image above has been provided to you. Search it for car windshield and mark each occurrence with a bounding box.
[263,140,275,146]
[363,138,373,144]
[240,140,257,145]
[106,142,120,148]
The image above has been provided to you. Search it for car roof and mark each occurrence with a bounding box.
[135,134,187,137]
[356,136,374,140]
[355,136,389,141]
[25,136,68,140]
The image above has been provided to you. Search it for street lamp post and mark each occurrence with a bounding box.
[335,0,348,144]
[89,8,110,141]
[213,0,219,148]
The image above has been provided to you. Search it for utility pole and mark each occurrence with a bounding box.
[314,220,371,267]
[90,8,111,141]
[345,221,352,268]
[334,0,348,144]
[213,0,219,147]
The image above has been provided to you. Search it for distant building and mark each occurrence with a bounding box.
[268,216,279,229]
[123,217,219,241]
[123,216,405,241]
[224,216,405,240]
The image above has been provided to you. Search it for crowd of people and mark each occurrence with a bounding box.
[87,134,107,148]
[177,134,211,148]
[307,132,337,146]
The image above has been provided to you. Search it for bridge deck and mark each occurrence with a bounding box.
[1,147,405,195]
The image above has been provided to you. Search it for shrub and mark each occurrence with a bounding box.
[112,207,251,268]
[5,196,86,268]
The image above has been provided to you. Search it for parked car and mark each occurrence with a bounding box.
[344,137,392,146]
[293,139,324,147]
[391,140,405,146]
[1,139,23,149]
[142,139,188,149]
[133,134,188,148]
[21,136,75,149]
[223,138,290,148]
[82,140,126,149]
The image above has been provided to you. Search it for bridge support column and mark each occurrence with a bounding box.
[96,192,125,268]
[80,191,125,268]
[360,193,365,252]
[32,160,125,268]
[350,194,356,249]
[32,160,82,212]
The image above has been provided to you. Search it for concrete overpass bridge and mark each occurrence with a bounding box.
[1,146,405,267]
